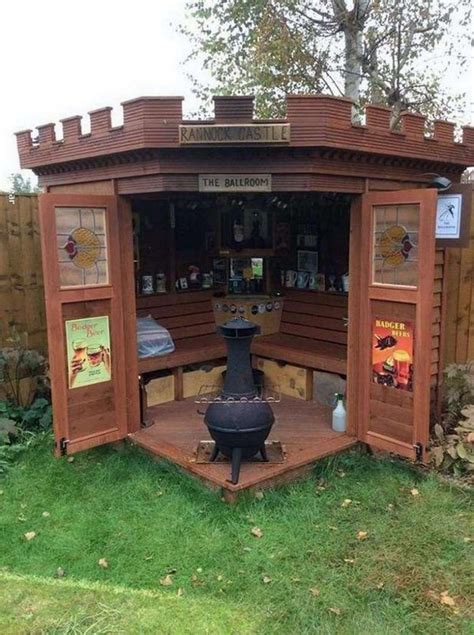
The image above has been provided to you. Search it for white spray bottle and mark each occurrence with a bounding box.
[332,393,346,433]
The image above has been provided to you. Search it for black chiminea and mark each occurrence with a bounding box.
[204,317,275,484]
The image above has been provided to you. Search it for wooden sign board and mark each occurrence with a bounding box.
[179,123,290,145]
[199,174,272,192]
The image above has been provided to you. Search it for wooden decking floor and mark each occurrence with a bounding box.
[130,396,356,499]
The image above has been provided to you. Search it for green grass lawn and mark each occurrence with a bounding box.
[0,441,472,634]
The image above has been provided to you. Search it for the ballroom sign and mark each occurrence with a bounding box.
[179,123,290,145]
[199,174,272,192]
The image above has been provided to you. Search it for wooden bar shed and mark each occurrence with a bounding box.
[16,94,474,496]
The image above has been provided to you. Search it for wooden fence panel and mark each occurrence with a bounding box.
[444,185,474,365]
[0,194,46,352]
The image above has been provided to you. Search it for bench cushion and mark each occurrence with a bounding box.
[252,332,347,375]
[138,334,226,374]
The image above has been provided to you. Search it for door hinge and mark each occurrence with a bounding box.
[413,442,423,462]
[57,437,69,456]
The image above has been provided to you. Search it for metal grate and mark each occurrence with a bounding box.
[195,384,281,404]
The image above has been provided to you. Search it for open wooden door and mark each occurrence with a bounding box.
[39,194,139,455]
[353,189,438,461]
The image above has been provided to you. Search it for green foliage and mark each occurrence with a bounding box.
[431,362,474,478]
[8,172,39,194]
[0,345,49,408]
[180,0,471,122]
[0,343,52,473]
[0,398,52,473]
[0,444,472,632]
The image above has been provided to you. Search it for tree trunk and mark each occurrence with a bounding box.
[344,25,363,102]
[331,0,370,103]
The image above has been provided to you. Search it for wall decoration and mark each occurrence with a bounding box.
[66,316,111,389]
[297,250,318,273]
[372,318,414,391]
[435,184,472,248]
[435,194,462,239]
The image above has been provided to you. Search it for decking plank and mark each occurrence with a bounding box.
[129,396,356,495]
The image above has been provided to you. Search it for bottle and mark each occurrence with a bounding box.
[155,271,166,293]
[332,393,346,432]
[233,209,244,248]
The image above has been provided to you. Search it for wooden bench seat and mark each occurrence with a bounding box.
[251,289,348,376]
[252,332,346,375]
[136,290,225,375]
[138,334,225,374]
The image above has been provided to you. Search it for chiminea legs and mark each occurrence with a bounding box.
[229,447,242,484]
[209,444,219,462]
[260,445,269,462]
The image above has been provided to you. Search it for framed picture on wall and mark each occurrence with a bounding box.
[297,250,318,273]
[435,184,472,248]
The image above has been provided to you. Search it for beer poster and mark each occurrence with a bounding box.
[65,316,111,389]
[372,318,414,391]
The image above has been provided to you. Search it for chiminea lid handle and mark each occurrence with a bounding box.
[218,317,260,338]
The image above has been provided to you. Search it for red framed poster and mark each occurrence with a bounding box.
[372,318,414,391]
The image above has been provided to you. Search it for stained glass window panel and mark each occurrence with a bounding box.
[372,204,419,287]
[55,207,108,287]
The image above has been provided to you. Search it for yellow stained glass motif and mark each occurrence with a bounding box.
[373,204,419,287]
[56,207,108,287]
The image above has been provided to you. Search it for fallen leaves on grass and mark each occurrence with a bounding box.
[66,456,74,463]
[98,558,109,569]
[24,531,36,541]
[261,575,272,584]
[191,574,204,587]
[309,587,320,597]
[55,567,66,578]
[329,607,341,615]
[439,591,456,607]
[255,491,264,500]
[160,574,173,586]
[410,488,420,497]
[427,590,458,611]
[344,558,355,564]
[251,526,263,538]
[341,499,352,508]
[357,531,368,541]
[177,587,184,597]
[42,511,50,518]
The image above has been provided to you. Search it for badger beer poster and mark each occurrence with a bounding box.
[372,318,413,391]
[65,316,111,389]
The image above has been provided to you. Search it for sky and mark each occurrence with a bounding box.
[0,0,473,191]
[0,0,201,191]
